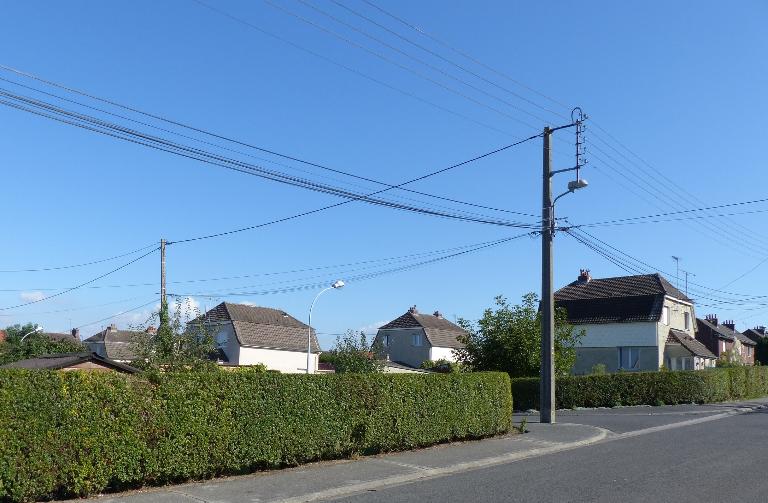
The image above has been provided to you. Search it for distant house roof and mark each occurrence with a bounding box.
[696,318,756,346]
[382,360,433,373]
[43,332,81,344]
[84,326,142,361]
[666,329,716,359]
[198,302,320,353]
[742,327,767,344]
[554,273,691,325]
[0,352,140,373]
[379,307,466,349]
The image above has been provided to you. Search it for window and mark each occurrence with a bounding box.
[684,312,690,330]
[412,333,424,347]
[618,347,640,370]
[382,334,390,347]
[662,306,670,325]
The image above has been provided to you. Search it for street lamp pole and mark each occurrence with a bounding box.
[540,110,589,424]
[20,325,43,343]
[307,280,344,374]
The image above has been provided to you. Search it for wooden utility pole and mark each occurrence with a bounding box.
[540,127,556,424]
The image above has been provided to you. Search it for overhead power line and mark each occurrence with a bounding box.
[0,247,158,311]
[0,242,157,273]
[0,88,541,235]
[75,298,159,331]
[0,71,534,219]
[171,232,533,298]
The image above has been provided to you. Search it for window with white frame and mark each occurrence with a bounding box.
[618,347,640,370]
[684,312,690,330]
[662,306,670,325]
[412,333,424,346]
[382,334,390,347]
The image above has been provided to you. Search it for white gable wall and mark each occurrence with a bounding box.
[239,346,318,373]
[429,346,458,362]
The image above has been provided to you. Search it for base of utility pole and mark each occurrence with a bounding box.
[540,127,556,424]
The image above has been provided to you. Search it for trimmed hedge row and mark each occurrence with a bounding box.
[0,370,512,502]
[512,366,768,411]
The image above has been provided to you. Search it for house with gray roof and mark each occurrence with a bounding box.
[195,302,320,373]
[555,269,709,373]
[373,306,466,369]
[742,326,767,345]
[84,324,143,363]
[696,315,756,365]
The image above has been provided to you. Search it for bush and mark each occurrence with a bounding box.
[0,370,511,502]
[511,367,768,411]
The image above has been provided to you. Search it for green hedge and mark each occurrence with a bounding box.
[512,366,768,411]
[0,370,511,502]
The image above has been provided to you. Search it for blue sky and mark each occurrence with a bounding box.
[1,0,767,347]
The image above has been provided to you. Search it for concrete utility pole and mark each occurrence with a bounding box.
[540,127,556,424]
[160,238,167,312]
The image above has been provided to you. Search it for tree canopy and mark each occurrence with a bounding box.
[319,330,384,373]
[454,293,584,377]
[0,323,86,365]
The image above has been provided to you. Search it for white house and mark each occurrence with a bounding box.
[373,306,466,369]
[555,270,716,374]
[195,302,320,373]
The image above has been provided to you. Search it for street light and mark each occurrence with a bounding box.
[20,325,43,343]
[307,280,344,374]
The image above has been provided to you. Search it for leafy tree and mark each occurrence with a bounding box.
[319,330,383,373]
[716,349,743,368]
[454,293,584,377]
[132,299,217,372]
[0,323,86,365]
[756,338,768,366]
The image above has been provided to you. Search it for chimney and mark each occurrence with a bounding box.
[408,305,418,314]
[145,326,157,335]
[756,326,766,336]
[71,328,80,340]
[577,269,592,283]
[705,314,718,326]
[723,320,736,331]
[433,310,443,319]
[108,323,118,332]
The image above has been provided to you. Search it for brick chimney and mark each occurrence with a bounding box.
[433,310,443,319]
[577,269,592,283]
[71,328,80,340]
[723,320,736,331]
[408,305,418,314]
[705,314,718,326]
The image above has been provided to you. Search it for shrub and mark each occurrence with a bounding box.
[511,367,768,411]
[0,370,511,502]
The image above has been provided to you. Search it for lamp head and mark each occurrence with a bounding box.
[331,280,345,289]
[568,178,588,192]
[35,325,43,333]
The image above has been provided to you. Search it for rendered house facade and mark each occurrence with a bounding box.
[555,270,715,374]
[196,302,320,373]
[374,306,466,369]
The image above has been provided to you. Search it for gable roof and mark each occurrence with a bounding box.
[199,302,320,353]
[666,329,716,359]
[742,328,767,344]
[696,318,756,346]
[84,328,141,361]
[379,308,466,349]
[0,352,140,373]
[44,332,81,344]
[554,273,690,325]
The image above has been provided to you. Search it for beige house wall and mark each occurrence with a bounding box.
[375,328,431,368]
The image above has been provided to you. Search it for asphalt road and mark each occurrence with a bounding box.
[335,403,768,503]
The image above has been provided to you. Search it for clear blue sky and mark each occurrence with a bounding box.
[1,0,767,346]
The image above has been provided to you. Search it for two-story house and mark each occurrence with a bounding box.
[696,316,755,365]
[374,306,466,369]
[194,302,321,373]
[555,270,715,374]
